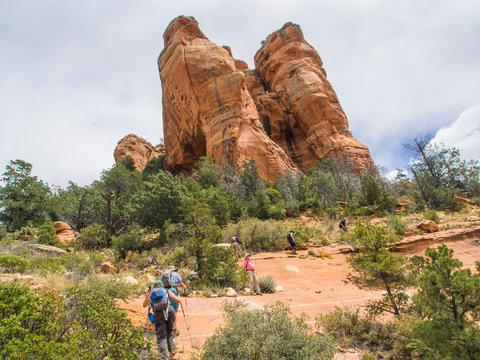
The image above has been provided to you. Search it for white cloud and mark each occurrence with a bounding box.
[431,104,480,162]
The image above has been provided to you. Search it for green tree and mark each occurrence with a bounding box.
[199,302,336,360]
[196,156,221,189]
[346,225,408,316]
[239,158,266,201]
[410,245,480,359]
[95,163,142,245]
[132,170,188,229]
[0,160,53,232]
[37,221,63,247]
[57,182,102,231]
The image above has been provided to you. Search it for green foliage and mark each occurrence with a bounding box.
[259,276,276,293]
[239,159,267,201]
[410,245,480,359]
[346,225,408,316]
[132,170,188,229]
[198,302,336,360]
[112,228,146,258]
[223,219,287,252]
[405,135,480,210]
[141,155,165,181]
[61,252,100,277]
[316,306,395,355]
[197,156,221,189]
[0,159,54,232]
[84,276,137,300]
[37,221,63,247]
[30,257,64,275]
[77,224,108,249]
[0,254,30,273]
[423,209,440,223]
[387,216,407,235]
[358,175,396,214]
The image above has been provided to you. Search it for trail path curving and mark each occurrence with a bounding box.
[118,224,480,357]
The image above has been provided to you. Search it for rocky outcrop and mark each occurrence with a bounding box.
[158,16,298,181]
[114,134,165,171]
[253,23,376,173]
[155,16,376,180]
[53,221,76,244]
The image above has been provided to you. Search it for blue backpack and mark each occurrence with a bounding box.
[150,288,169,312]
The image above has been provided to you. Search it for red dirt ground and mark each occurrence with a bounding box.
[118,224,480,358]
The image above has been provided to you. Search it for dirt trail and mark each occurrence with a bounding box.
[118,224,480,357]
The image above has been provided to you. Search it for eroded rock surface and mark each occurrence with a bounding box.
[114,134,165,171]
[254,22,376,173]
[152,16,377,180]
[158,16,298,181]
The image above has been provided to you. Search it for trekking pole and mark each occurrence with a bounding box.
[180,302,194,347]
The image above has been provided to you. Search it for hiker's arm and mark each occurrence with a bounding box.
[168,290,181,303]
[178,281,187,289]
[142,290,150,308]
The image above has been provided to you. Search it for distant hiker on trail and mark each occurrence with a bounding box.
[230,235,243,258]
[287,230,297,254]
[143,280,182,360]
[243,253,262,295]
[162,265,187,312]
[339,218,348,232]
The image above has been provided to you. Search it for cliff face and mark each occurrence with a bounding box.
[158,16,298,181]
[253,22,376,173]
[152,16,376,179]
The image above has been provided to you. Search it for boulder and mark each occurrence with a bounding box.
[23,243,67,257]
[416,220,439,233]
[454,196,476,205]
[53,221,76,244]
[114,134,165,171]
[123,276,139,285]
[101,261,118,273]
[225,287,237,297]
[467,216,480,222]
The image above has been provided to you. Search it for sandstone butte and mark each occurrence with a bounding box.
[115,16,377,181]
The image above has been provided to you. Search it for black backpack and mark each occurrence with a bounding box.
[161,271,173,288]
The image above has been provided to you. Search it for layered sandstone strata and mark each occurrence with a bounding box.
[253,22,376,173]
[158,16,298,181]
[114,134,165,171]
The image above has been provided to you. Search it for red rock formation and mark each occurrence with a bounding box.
[154,16,376,180]
[254,22,376,173]
[53,221,76,244]
[158,16,298,181]
[114,134,165,171]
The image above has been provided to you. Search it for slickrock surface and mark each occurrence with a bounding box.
[114,134,165,171]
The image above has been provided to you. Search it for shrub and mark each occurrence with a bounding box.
[84,276,137,300]
[0,254,30,273]
[387,216,407,235]
[61,253,97,277]
[77,224,108,250]
[30,256,64,275]
[112,228,146,258]
[423,210,439,223]
[37,221,64,248]
[223,219,287,252]
[259,276,276,294]
[198,302,336,360]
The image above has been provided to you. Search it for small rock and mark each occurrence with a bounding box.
[274,284,284,292]
[467,216,480,222]
[244,288,251,294]
[209,294,218,298]
[416,220,439,233]
[24,243,67,257]
[101,261,118,273]
[315,289,322,294]
[123,275,139,285]
[144,274,156,283]
[226,287,237,297]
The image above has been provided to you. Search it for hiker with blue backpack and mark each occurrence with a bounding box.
[287,230,297,254]
[143,280,182,360]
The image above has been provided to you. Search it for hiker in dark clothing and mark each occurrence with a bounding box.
[287,230,297,254]
[339,218,348,232]
[143,280,182,360]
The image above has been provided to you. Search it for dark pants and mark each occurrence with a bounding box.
[288,239,297,253]
[154,306,176,360]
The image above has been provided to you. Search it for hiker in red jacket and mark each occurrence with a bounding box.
[243,253,262,295]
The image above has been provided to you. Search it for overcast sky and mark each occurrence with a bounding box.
[1,0,479,187]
